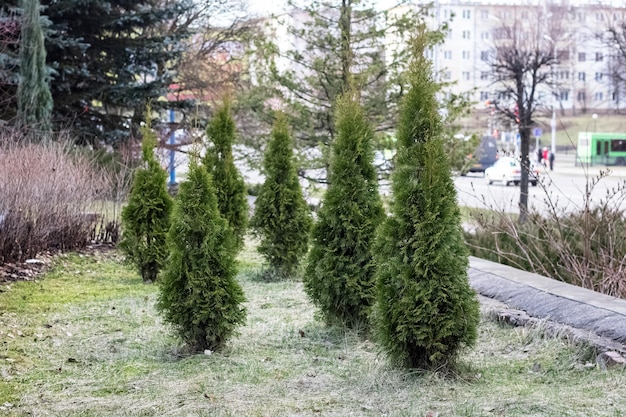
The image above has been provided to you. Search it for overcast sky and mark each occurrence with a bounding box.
[248,0,400,16]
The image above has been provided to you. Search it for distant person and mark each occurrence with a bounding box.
[536,147,543,165]
[549,150,555,171]
[542,147,549,166]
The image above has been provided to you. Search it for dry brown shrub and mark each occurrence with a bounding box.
[465,171,626,299]
[0,131,105,263]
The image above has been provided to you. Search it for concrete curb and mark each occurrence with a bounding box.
[468,256,626,350]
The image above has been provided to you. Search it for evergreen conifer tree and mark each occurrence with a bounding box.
[304,90,384,329]
[157,156,246,352]
[250,113,312,279]
[203,101,248,250]
[17,0,52,133]
[119,118,173,283]
[373,29,480,370]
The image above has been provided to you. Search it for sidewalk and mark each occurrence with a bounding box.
[540,153,626,178]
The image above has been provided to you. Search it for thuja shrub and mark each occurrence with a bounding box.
[157,157,246,352]
[373,30,480,370]
[119,122,173,283]
[250,113,312,279]
[203,101,248,250]
[0,131,103,263]
[304,91,385,329]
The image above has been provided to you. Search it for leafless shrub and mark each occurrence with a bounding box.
[0,130,106,263]
[465,171,626,299]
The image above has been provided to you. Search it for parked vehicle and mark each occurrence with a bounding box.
[485,157,540,186]
[467,135,498,174]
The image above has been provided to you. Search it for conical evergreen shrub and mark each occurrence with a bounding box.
[157,156,246,352]
[119,120,172,283]
[203,101,248,250]
[373,30,480,370]
[304,90,385,329]
[250,113,312,279]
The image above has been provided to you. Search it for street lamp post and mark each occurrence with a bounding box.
[544,33,570,157]
[592,113,598,132]
[550,38,557,156]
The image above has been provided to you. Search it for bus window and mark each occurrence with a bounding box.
[611,139,626,152]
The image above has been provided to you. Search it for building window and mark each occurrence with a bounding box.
[595,92,604,101]
[577,91,586,101]
[480,71,489,80]
[578,52,586,62]
[480,91,490,101]
[481,31,489,40]
[443,71,451,80]
[462,30,471,39]
[595,72,603,81]
[462,10,471,19]
[462,51,470,59]
[444,50,452,59]
[559,91,569,101]
[596,52,603,62]
[462,71,470,80]
[481,10,489,19]
[521,11,529,19]
[480,51,489,61]
[578,72,586,81]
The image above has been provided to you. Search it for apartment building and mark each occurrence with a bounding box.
[415,0,626,112]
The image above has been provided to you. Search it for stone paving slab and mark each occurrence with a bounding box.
[468,256,626,345]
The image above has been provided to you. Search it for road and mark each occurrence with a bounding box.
[454,155,626,214]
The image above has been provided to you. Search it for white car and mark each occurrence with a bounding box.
[485,157,539,186]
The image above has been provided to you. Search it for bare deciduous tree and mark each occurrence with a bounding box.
[487,5,565,223]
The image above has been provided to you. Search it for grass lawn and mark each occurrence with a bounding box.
[1,240,625,417]
[459,111,626,151]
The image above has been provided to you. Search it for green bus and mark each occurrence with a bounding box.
[577,132,626,166]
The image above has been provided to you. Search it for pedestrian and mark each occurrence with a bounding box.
[536,147,543,165]
[549,150,555,171]
[542,147,549,167]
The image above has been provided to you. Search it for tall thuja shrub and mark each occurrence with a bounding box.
[17,0,52,134]
[203,101,248,250]
[157,156,246,352]
[304,90,384,329]
[119,119,173,283]
[373,29,480,370]
[250,113,312,279]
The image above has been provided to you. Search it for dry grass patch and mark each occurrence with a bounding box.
[1,240,625,416]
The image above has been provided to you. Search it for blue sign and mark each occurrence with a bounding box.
[533,127,543,137]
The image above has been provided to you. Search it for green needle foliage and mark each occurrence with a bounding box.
[304,90,385,330]
[203,101,249,250]
[373,29,480,370]
[157,156,246,352]
[250,112,312,280]
[119,118,173,283]
[17,0,53,134]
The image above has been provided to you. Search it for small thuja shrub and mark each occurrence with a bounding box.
[119,121,173,283]
[203,101,248,250]
[373,30,480,370]
[250,113,312,279]
[157,157,246,352]
[304,90,385,329]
